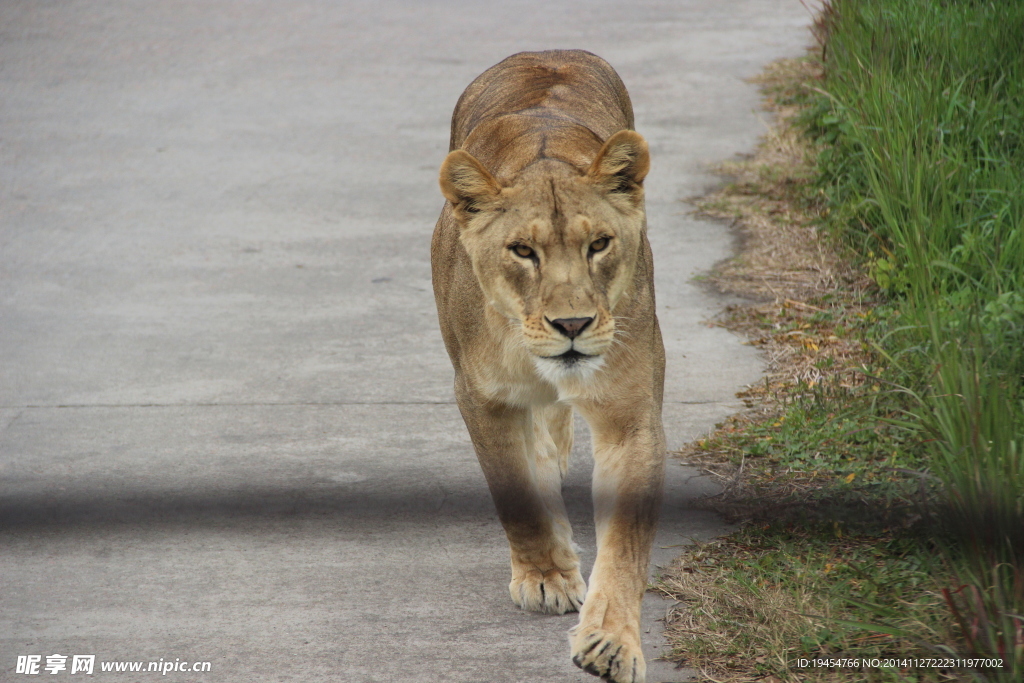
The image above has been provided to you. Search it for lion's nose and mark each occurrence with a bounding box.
[547,316,594,339]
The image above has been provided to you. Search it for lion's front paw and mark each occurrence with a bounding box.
[570,626,645,683]
[509,567,586,614]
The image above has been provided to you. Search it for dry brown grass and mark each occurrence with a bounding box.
[656,537,831,682]
[701,60,840,302]
[655,539,835,682]
[655,532,954,683]
[680,55,877,484]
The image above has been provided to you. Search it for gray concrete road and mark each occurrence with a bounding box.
[1,1,810,681]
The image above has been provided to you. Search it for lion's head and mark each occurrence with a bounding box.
[439,130,650,383]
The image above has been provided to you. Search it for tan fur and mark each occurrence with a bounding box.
[431,50,666,683]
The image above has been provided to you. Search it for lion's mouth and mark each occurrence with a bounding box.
[547,349,593,364]
[532,347,605,382]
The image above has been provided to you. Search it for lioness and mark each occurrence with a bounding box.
[431,50,665,683]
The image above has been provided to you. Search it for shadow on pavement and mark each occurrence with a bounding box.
[0,482,711,535]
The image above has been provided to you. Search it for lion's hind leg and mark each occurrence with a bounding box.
[543,402,575,483]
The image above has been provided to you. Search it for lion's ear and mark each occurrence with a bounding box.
[586,130,649,207]
[439,150,502,219]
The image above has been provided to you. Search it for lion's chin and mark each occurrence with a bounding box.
[532,351,605,386]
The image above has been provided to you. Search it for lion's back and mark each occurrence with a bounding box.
[449,50,634,155]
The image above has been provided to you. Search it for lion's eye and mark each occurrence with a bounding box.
[589,237,610,253]
[511,244,535,259]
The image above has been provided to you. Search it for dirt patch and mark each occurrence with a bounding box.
[677,55,880,513]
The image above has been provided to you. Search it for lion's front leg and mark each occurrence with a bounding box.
[509,541,587,615]
[571,404,665,683]
[456,389,586,615]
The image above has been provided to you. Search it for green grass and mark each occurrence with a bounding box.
[667,2,1024,678]
[806,0,1024,675]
